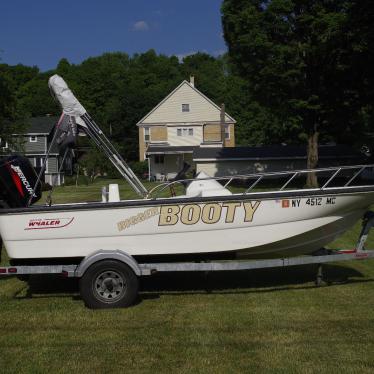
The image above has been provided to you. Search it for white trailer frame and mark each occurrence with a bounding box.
[1,249,373,278]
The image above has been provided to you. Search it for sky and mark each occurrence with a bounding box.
[0,0,227,71]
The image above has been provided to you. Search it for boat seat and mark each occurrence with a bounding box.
[186,172,232,197]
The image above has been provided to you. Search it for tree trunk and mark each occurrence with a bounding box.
[306,131,319,188]
[75,164,80,187]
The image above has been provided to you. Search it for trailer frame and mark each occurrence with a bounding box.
[1,249,373,278]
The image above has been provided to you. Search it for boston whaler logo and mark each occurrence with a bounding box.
[25,217,74,230]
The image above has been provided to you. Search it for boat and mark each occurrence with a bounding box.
[1,75,374,264]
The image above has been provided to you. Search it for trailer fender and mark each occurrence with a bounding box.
[75,250,146,277]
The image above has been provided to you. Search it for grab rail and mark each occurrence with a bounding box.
[147,164,374,199]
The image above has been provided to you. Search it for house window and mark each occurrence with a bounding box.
[30,136,38,142]
[35,157,43,168]
[144,127,150,142]
[177,128,193,136]
[225,125,230,140]
[154,155,164,164]
[182,104,190,112]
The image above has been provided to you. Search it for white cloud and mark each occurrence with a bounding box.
[132,21,149,32]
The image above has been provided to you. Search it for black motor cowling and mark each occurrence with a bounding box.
[0,155,42,208]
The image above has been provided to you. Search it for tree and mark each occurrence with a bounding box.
[3,47,305,164]
[0,74,14,141]
[78,146,118,181]
[0,65,26,149]
[222,0,374,186]
[0,63,39,92]
[17,72,59,117]
[0,63,44,153]
[180,53,226,103]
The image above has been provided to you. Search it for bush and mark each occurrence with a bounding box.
[129,161,148,179]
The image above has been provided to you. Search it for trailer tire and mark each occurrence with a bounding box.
[79,260,139,309]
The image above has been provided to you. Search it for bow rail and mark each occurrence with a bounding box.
[147,164,374,199]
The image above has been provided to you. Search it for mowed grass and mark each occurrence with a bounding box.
[1,179,374,373]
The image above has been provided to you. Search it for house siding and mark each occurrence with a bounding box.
[141,83,234,124]
[24,136,46,154]
[196,159,312,177]
[7,117,69,186]
[138,79,237,177]
[224,124,235,147]
[138,127,146,161]
[195,160,283,177]
[47,157,58,173]
[168,126,203,146]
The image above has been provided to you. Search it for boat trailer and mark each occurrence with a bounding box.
[1,211,374,308]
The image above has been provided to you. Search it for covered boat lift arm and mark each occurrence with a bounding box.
[48,75,148,198]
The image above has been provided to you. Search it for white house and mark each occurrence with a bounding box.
[137,77,236,180]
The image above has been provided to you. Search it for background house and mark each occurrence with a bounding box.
[2,116,73,186]
[193,144,366,177]
[137,77,236,180]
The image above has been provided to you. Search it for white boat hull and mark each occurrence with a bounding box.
[1,190,374,260]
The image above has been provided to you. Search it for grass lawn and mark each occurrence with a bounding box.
[1,179,374,373]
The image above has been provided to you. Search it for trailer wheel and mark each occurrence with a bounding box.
[79,260,139,309]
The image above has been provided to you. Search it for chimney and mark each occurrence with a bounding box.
[190,75,195,87]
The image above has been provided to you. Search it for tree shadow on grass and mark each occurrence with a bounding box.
[11,263,373,304]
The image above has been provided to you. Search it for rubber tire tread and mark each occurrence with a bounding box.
[79,260,139,309]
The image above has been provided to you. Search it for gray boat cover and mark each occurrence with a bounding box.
[48,75,86,118]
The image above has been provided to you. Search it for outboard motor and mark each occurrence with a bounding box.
[0,155,42,208]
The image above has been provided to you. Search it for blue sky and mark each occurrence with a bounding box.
[0,0,227,71]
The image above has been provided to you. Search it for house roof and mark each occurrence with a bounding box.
[146,145,199,155]
[193,145,364,161]
[14,116,59,135]
[136,80,236,126]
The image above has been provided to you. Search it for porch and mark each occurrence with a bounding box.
[146,146,197,181]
